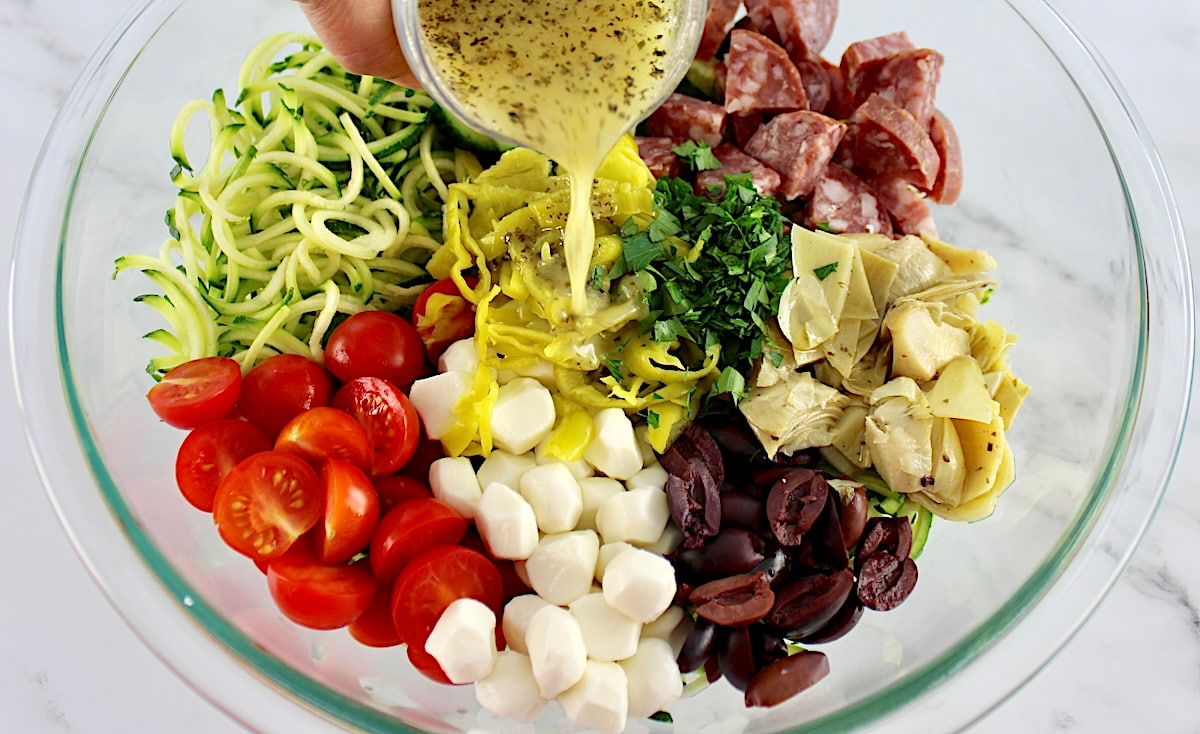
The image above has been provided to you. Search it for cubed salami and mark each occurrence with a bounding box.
[635,136,685,180]
[728,112,763,148]
[697,0,743,60]
[725,30,809,115]
[696,143,784,198]
[744,0,839,61]
[850,93,940,190]
[647,93,726,147]
[821,56,856,120]
[860,48,944,127]
[840,31,915,95]
[927,108,963,204]
[794,56,831,115]
[802,163,892,235]
[744,110,847,199]
[869,173,938,237]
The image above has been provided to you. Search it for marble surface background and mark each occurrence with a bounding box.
[2,0,1196,731]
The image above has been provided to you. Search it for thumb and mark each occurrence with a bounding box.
[295,0,420,87]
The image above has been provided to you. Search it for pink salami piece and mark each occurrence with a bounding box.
[869,173,938,237]
[860,48,944,127]
[744,0,839,61]
[802,163,892,235]
[725,30,809,115]
[744,110,847,199]
[820,56,856,120]
[635,136,685,180]
[647,93,727,148]
[728,112,763,148]
[794,56,832,115]
[927,108,963,204]
[840,31,915,95]
[696,143,784,198]
[850,93,940,190]
[697,0,743,60]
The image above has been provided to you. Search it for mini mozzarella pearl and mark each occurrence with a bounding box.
[557,660,628,734]
[594,487,670,546]
[502,594,552,656]
[475,482,539,560]
[408,370,471,440]
[428,456,482,520]
[594,541,635,583]
[476,450,536,494]
[576,477,625,532]
[601,546,676,624]
[625,463,668,492]
[437,338,480,375]
[524,530,600,606]
[568,592,641,662]
[534,440,594,479]
[643,522,684,556]
[620,638,684,719]
[474,650,549,723]
[583,408,643,480]
[525,605,588,699]
[634,424,658,466]
[490,377,556,455]
[518,463,583,534]
[423,598,497,684]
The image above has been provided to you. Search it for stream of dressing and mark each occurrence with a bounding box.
[415,0,682,316]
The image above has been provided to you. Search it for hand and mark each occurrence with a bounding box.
[295,0,420,87]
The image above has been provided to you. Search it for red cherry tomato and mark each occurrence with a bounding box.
[412,278,477,360]
[407,641,454,684]
[238,354,334,439]
[331,377,420,476]
[175,419,271,512]
[390,545,503,649]
[348,583,403,648]
[370,498,467,585]
[373,474,434,516]
[314,459,381,563]
[275,407,372,471]
[461,528,532,604]
[147,357,241,429]
[267,545,376,630]
[213,451,325,560]
[324,311,425,389]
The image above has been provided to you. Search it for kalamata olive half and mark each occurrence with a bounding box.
[766,568,855,638]
[717,625,756,692]
[744,651,830,708]
[672,527,765,578]
[767,469,828,545]
[677,618,717,673]
[690,571,775,626]
[857,552,918,611]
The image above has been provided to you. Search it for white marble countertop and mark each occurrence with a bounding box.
[2,1,1197,732]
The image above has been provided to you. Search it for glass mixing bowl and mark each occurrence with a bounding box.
[9,0,1193,732]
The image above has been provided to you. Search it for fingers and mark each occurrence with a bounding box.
[295,0,420,87]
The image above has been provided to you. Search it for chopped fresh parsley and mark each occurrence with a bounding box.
[645,410,661,429]
[981,287,995,305]
[671,140,722,172]
[649,711,674,723]
[813,261,839,281]
[712,366,747,400]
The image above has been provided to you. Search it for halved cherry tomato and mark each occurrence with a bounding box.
[373,474,433,516]
[313,459,381,563]
[461,528,532,604]
[175,419,271,512]
[267,545,376,630]
[324,311,425,389]
[213,451,324,560]
[406,640,453,684]
[275,407,372,471]
[390,545,502,649]
[331,377,420,476]
[370,498,467,585]
[238,354,334,439]
[412,277,477,360]
[147,357,241,429]
[348,583,403,648]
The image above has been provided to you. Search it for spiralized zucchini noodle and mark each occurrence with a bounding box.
[115,33,464,376]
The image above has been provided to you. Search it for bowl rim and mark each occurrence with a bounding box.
[9,0,1195,731]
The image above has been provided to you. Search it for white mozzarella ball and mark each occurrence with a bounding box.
[625,463,669,492]
[490,377,556,455]
[557,660,628,734]
[525,605,588,699]
[568,593,641,662]
[576,477,625,532]
[524,530,600,606]
[594,487,670,546]
[534,440,594,479]
[423,598,497,684]
[640,604,685,641]
[620,638,684,719]
[428,456,482,519]
[634,424,659,466]
[475,482,539,560]
[594,541,635,583]
[476,450,536,494]
[518,463,583,534]
[583,408,643,480]
[474,650,549,723]
[643,522,684,556]
[601,547,676,624]
[408,371,471,440]
[502,594,551,656]
[437,338,480,375]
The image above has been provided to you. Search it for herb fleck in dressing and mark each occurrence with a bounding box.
[417,0,681,315]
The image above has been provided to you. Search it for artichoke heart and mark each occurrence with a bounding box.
[883,299,970,382]
[864,377,934,495]
[740,371,850,459]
